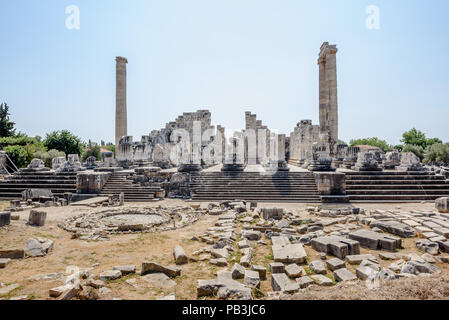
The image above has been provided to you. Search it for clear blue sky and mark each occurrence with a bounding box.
[1,0,448,145]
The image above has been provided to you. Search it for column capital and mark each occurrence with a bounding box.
[318,42,337,64]
[116,56,128,64]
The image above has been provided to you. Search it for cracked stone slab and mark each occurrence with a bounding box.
[272,244,307,264]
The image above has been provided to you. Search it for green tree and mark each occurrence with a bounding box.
[402,144,425,160]
[426,137,443,148]
[0,103,16,137]
[43,130,84,156]
[349,137,391,153]
[401,128,442,149]
[5,145,28,168]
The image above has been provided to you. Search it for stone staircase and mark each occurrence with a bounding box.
[190,172,321,203]
[0,171,77,200]
[345,171,449,202]
[99,171,163,202]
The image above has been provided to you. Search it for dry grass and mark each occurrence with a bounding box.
[282,273,449,300]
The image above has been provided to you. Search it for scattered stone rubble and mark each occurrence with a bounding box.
[2,195,449,300]
[187,202,449,300]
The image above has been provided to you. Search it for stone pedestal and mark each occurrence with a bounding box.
[221,163,245,172]
[264,160,290,172]
[383,151,400,170]
[397,152,424,172]
[353,151,382,171]
[0,212,11,227]
[76,172,111,194]
[178,163,202,173]
[28,210,47,226]
[308,158,335,172]
[313,172,349,203]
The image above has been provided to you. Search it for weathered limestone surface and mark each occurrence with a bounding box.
[370,220,416,238]
[270,262,285,274]
[326,258,345,271]
[28,210,47,226]
[244,270,260,289]
[311,274,333,286]
[231,263,245,279]
[436,197,449,213]
[334,268,356,282]
[141,262,181,278]
[240,247,254,267]
[24,238,53,257]
[271,273,299,293]
[100,270,122,281]
[0,249,24,259]
[297,276,315,289]
[0,212,11,227]
[173,245,188,265]
[311,236,360,259]
[272,243,307,264]
[349,230,401,251]
[309,260,327,275]
[197,279,252,300]
[313,172,346,196]
[76,172,111,194]
[416,239,439,255]
[397,152,424,171]
[0,258,11,268]
[251,265,267,280]
[285,264,305,278]
[345,254,377,265]
[113,265,136,275]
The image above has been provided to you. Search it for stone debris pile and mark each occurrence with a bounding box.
[190,202,449,299]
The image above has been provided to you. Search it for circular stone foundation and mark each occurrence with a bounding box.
[59,206,202,239]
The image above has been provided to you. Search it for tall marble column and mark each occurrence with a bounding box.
[115,56,128,157]
[318,42,338,146]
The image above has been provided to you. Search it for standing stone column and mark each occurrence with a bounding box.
[115,57,128,158]
[318,43,338,146]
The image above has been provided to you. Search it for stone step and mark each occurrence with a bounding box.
[346,184,449,189]
[346,179,447,185]
[345,171,436,176]
[347,189,449,195]
[346,176,445,181]
[191,197,320,202]
[348,194,442,201]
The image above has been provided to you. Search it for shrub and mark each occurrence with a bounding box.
[5,145,29,168]
[34,149,66,167]
[349,137,391,153]
[424,143,449,165]
[82,143,101,162]
[402,144,425,160]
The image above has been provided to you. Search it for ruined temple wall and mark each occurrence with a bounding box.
[118,110,217,166]
[289,120,320,163]
[244,112,270,164]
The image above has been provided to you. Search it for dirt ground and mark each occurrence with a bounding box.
[1,200,448,300]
